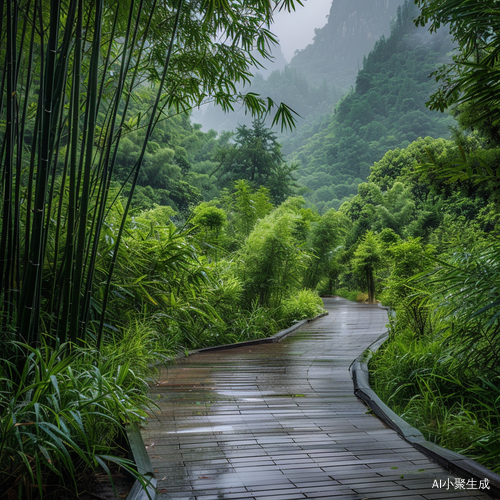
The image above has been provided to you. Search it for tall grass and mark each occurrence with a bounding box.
[0,341,152,498]
[372,329,500,473]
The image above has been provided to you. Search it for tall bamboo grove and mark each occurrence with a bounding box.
[0,0,299,358]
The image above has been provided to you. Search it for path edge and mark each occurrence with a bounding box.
[350,304,500,498]
[175,311,329,357]
[125,422,157,500]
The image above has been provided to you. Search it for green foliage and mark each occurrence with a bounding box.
[226,301,280,342]
[423,244,500,376]
[0,1,309,492]
[214,119,298,203]
[233,181,272,239]
[192,204,227,232]
[237,203,310,309]
[213,181,274,246]
[382,238,434,303]
[0,342,150,498]
[333,289,366,302]
[280,289,325,325]
[352,231,385,303]
[416,0,500,143]
[381,238,435,337]
[302,209,348,290]
[371,322,500,473]
[191,203,228,261]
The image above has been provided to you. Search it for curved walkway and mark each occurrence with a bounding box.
[144,298,491,499]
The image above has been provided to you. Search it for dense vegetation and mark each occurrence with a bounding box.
[362,0,500,475]
[0,1,313,498]
[2,0,500,497]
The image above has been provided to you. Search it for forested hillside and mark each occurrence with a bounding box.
[194,0,402,135]
[287,1,455,213]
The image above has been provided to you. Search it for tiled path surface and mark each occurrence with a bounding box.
[144,298,492,499]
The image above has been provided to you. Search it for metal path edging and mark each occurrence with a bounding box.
[350,304,500,498]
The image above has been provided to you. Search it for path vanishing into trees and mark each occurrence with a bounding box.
[143,298,491,500]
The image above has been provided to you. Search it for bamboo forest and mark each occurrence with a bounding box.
[1,0,500,499]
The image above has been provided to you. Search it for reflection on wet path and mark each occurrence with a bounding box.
[144,298,489,499]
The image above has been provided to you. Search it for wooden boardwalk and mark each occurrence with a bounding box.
[144,298,492,499]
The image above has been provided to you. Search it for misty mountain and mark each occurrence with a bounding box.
[290,0,403,90]
[253,43,288,79]
[191,41,289,132]
[193,0,404,134]
[287,1,455,214]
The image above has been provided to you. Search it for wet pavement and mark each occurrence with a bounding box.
[143,297,491,499]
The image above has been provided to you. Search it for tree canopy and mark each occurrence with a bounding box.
[214,119,298,203]
[416,0,500,143]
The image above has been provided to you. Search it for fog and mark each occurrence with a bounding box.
[272,0,332,61]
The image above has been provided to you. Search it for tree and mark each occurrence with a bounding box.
[415,0,500,143]
[238,204,309,309]
[214,119,298,203]
[352,231,384,303]
[303,209,348,290]
[191,203,227,262]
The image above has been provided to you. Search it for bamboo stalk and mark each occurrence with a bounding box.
[18,0,61,346]
[97,0,184,349]
[82,0,139,333]
[69,0,103,345]
[14,0,36,325]
[59,0,83,344]
[0,0,18,329]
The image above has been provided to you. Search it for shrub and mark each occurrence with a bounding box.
[238,207,309,309]
[229,301,280,342]
[370,317,500,473]
[334,289,364,302]
[280,289,325,325]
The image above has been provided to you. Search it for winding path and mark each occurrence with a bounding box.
[143,298,491,499]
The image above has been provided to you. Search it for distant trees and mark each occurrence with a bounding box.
[214,120,298,203]
[287,0,454,213]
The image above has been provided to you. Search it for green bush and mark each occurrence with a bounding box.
[370,319,500,473]
[229,301,280,342]
[237,204,309,309]
[334,289,364,302]
[280,289,325,325]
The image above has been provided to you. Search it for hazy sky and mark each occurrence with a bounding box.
[272,0,332,61]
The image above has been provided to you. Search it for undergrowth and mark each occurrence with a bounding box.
[370,321,500,473]
[0,340,153,499]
